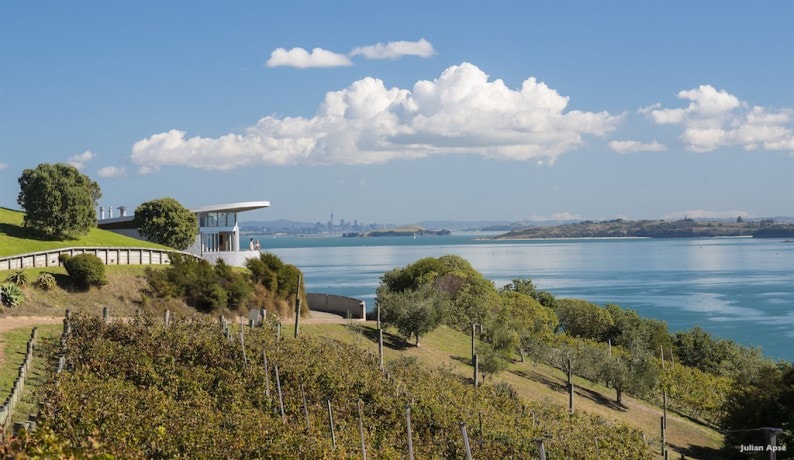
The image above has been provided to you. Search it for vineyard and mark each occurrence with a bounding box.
[7,313,652,459]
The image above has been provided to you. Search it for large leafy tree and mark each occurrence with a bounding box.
[134,197,197,250]
[17,163,101,239]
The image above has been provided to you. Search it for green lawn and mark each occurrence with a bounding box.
[0,207,168,259]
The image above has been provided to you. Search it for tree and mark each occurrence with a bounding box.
[554,298,614,341]
[17,163,101,239]
[134,198,197,250]
[377,284,446,346]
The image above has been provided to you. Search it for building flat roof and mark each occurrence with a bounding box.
[190,201,271,214]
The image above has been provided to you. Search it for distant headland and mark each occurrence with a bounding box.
[495,218,794,239]
[343,226,451,238]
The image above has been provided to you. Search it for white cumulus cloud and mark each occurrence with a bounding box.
[609,140,666,154]
[97,166,126,178]
[265,47,352,68]
[130,63,620,173]
[643,85,794,152]
[0,163,8,170]
[351,38,436,60]
[68,150,95,169]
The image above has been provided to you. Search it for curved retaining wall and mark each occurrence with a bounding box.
[307,293,366,320]
[0,247,198,271]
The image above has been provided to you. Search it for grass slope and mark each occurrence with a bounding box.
[296,322,725,459]
[0,207,167,259]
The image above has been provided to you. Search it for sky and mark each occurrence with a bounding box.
[1,1,792,225]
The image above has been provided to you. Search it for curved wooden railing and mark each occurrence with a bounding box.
[0,247,199,271]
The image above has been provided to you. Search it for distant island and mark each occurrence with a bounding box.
[343,226,451,238]
[495,218,794,239]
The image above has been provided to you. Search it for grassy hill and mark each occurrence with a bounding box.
[0,207,167,259]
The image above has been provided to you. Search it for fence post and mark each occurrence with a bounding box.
[300,383,310,432]
[327,399,336,449]
[164,309,170,327]
[461,422,473,460]
[263,349,271,398]
[567,357,574,415]
[473,354,479,387]
[294,274,302,338]
[660,416,666,456]
[534,438,547,460]
[406,405,414,460]
[103,307,109,324]
[471,323,476,359]
[275,365,285,423]
[358,399,367,460]
[378,328,384,370]
[239,321,248,368]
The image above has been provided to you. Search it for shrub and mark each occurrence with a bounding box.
[35,272,56,291]
[1,282,25,307]
[6,270,28,286]
[61,253,107,289]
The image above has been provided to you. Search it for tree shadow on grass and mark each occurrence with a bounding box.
[510,368,628,412]
[0,221,65,242]
[668,442,725,460]
[352,324,411,351]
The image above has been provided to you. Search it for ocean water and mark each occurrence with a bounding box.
[252,233,794,362]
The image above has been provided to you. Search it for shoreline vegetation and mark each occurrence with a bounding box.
[494,218,794,240]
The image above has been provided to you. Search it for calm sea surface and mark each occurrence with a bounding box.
[251,233,794,362]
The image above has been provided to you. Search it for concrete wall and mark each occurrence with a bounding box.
[0,247,198,271]
[307,293,366,320]
[201,250,261,267]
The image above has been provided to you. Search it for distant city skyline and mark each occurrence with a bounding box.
[1,1,792,223]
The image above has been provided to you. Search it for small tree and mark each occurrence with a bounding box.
[134,198,197,250]
[377,284,446,346]
[17,163,101,239]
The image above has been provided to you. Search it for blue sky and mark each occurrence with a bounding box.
[1,1,792,224]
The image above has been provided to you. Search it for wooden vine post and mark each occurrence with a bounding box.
[294,274,302,338]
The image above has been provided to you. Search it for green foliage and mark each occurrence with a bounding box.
[60,253,107,290]
[554,298,614,341]
[500,277,556,308]
[721,363,794,448]
[21,314,651,459]
[5,270,28,286]
[378,284,446,346]
[0,282,25,307]
[477,343,510,380]
[244,252,308,316]
[35,272,56,290]
[133,197,198,250]
[605,304,671,354]
[17,163,100,239]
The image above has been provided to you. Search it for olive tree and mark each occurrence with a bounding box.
[17,163,101,239]
[134,197,197,250]
[377,284,446,347]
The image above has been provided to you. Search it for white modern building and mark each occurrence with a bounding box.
[188,201,270,266]
[98,200,270,266]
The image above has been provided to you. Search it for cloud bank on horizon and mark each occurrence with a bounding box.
[127,39,794,175]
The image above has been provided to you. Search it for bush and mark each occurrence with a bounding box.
[6,270,28,286]
[1,282,25,307]
[61,253,107,289]
[35,272,56,291]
